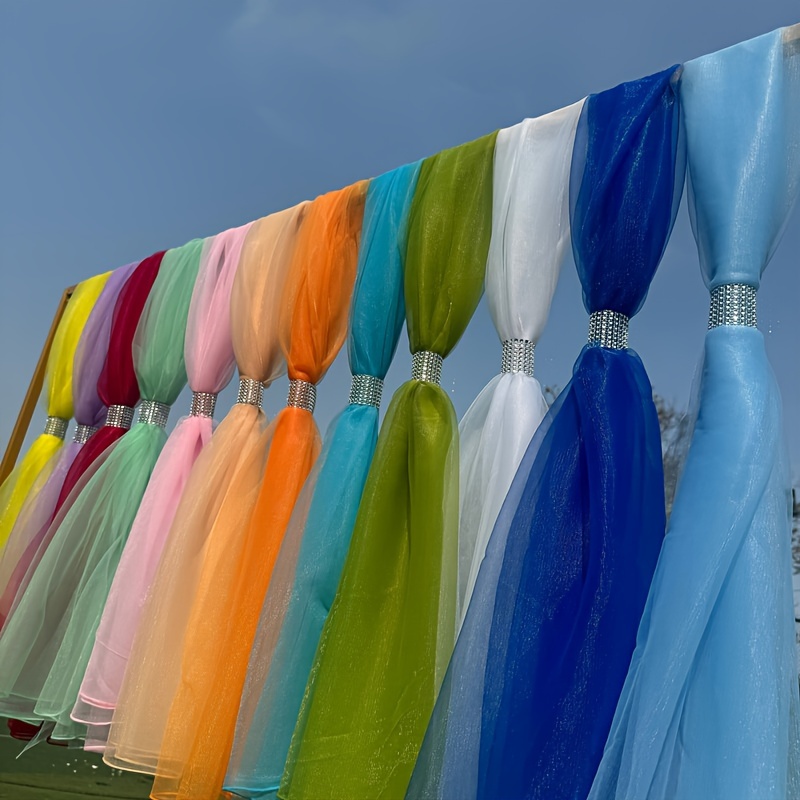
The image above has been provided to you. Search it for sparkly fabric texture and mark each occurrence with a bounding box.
[589,26,800,799]
[73,226,249,748]
[410,68,684,800]
[150,183,366,800]
[456,102,583,631]
[104,207,303,777]
[408,101,583,800]
[280,134,496,800]
[0,243,199,742]
[224,163,419,799]
[0,271,110,553]
[0,264,135,636]
[56,254,165,512]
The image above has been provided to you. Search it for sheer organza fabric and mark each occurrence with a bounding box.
[0,266,129,633]
[104,205,305,776]
[56,254,164,511]
[225,163,420,799]
[280,134,496,800]
[0,256,161,703]
[0,264,137,640]
[0,272,110,553]
[476,69,683,800]
[0,244,200,742]
[151,182,367,800]
[74,228,248,746]
[456,102,583,626]
[589,27,800,799]
[0,266,132,629]
[409,69,685,800]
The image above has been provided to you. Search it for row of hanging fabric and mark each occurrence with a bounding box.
[0,25,798,800]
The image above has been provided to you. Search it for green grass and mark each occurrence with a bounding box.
[0,733,152,800]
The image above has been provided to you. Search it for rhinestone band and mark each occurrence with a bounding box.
[588,310,629,349]
[237,377,263,408]
[137,400,170,428]
[106,404,134,430]
[501,339,535,377]
[189,391,217,418]
[411,351,443,384]
[43,416,69,439]
[73,424,97,444]
[287,379,317,413]
[349,374,383,407]
[708,284,757,329]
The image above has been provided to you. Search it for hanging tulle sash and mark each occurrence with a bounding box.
[416,68,684,800]
[589,26,800,800]
[73,227,249,750]
[54,255,165,512]
[104,205,306,776]
[0,254,162,748]
[407,101,584,800]
[0,243,200,741]
[224,163,419,799]
[0,271,110,553]
[0,265,125,634]
[280,132,496,800]
[456,102,583,626]
[150,182,367,800]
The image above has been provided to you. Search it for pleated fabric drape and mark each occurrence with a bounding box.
[0,265,129,633]
[0,243,200,741]
[456,101,583,627]
[589,25,800,799]
[0,271,110,552]
[150,182,366,800]
[280,133,496,800]
[74,227,248,751]
[410,68,685,800]
[55,254,165,510]
[224,163,419,799]
[104,205,306,776]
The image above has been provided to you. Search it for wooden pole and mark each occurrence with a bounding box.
[0,286,76,484]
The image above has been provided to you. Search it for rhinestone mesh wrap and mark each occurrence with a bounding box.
[411,351,443,384]
[73,424,97,444]
[237,377,263,408]
[44,416,68,439]
[106,404,134,430]
[588,310,630,349]
[189,391,217,418]
[137,400,170,428]
[349,374,383,407]
[501,339,535,377]
[708,284,757,329]
[287,379,317,413]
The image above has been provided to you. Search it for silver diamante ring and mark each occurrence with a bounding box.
[73,424,97,444]
[189,391,217,418]
[287,379,317,413]
[137,400,170,428]
[44,416,69,440]
[237,377,264,408]
[708,284,757,329]
[588,310,629,349]
[349,374,383,407]
[105,404,134,430]
[411,350,443,384]
[501,339,535,377]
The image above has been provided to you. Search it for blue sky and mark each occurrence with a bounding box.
[1,1,798,480]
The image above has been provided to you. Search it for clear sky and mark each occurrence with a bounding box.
[1,1,798,482]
